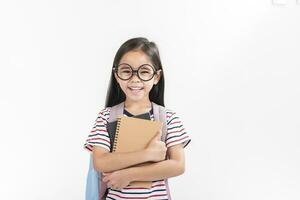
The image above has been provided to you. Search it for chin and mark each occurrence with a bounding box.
[125,93,148,102]
[126,96,145,102]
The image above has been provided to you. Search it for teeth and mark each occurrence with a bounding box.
[129,87,142,90]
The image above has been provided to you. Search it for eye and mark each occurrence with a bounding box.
[140,71,150,74]
[119,68,131,73]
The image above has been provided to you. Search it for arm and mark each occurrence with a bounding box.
[92,146,151,173]
[102,144,185,189]
[125,144,185,181]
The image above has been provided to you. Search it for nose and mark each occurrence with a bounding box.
[130,72,140,81]
[129,70,140,81]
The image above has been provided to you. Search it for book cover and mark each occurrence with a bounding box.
[113,116,163,188]
[106,112,151,150]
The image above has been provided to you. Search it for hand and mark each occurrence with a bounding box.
[102,170,131,191]
[145,130,167,162]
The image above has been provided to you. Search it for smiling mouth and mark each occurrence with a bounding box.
[128,87,144,91]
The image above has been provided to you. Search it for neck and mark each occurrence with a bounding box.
[124,99,152,115]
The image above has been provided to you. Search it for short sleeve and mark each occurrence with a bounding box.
[165,109,191,148]
[84,108,111,152]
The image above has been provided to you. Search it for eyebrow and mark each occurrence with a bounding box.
[118,63,153,69]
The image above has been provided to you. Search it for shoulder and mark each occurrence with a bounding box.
[163,107,191,148]
[95,107,111,122]
[164,108,180,124]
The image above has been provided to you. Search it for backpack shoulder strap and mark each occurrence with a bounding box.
[152,102,167,142]
[108,101,125,122]
[151,102,172,200]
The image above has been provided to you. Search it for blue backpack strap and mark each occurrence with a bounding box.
[152,102,172,200]
[85,154,100,200]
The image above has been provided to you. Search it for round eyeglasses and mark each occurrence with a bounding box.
[113,63,160,81]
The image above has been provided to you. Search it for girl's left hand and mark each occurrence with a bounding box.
[102,170,131,190]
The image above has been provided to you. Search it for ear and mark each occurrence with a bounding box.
[114,72,120,84]
[154,70,162,85]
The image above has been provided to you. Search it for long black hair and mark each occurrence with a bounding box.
[105,37,165,107]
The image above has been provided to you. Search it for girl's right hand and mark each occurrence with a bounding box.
[145,130,167,162]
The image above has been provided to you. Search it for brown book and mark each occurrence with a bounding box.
[112,116,163,188]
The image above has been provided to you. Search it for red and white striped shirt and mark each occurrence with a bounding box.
[84,105,191,200]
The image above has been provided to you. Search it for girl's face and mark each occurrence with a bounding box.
[114,50,161,104]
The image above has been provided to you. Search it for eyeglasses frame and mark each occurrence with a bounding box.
[112,63,161,82]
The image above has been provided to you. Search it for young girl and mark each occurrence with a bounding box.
[84,37,191,200]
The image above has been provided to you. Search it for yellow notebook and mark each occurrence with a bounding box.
[113,116,163,188]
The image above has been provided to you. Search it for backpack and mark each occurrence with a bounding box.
[85,101,172,200]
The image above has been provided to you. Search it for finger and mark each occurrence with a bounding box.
[113,186,119,190]
[153,131,161,142]
[156,129,162,139]
[110,183,117,190]
[151,131,161,142]
[103,172,108,176]
[103,176,108,182]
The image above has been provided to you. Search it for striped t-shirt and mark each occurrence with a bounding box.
[84,105,191,200]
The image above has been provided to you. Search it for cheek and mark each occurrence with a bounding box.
[143,83,154,91]
[118,82,128,91]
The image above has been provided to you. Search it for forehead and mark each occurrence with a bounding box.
[119,50,152,69]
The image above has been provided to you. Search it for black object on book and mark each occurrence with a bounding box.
[106,112,151,152]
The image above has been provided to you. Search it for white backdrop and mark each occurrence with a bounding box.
[0,0,300,199]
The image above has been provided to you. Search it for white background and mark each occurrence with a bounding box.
[0,0,300,199]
